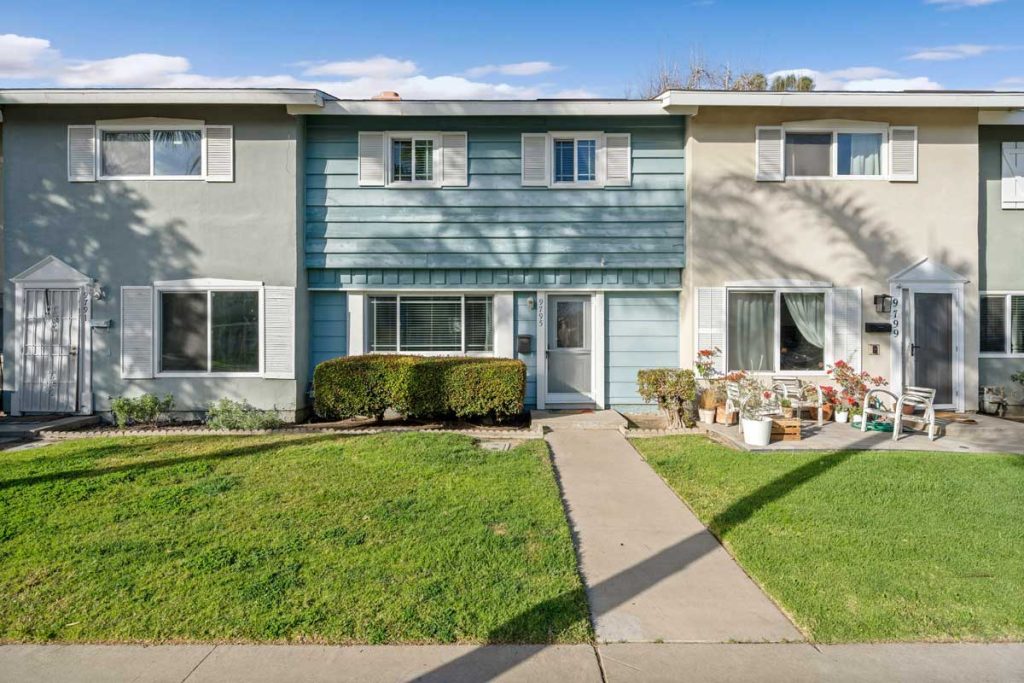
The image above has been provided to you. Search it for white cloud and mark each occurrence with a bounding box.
[59,54,191,87]
[925,0,1004,8]
[465,61,558,78]
[303,56,418,78]
[0,34,578,99]
[0,33,59,78]
[906,44,996,61]
[768,67,942,91]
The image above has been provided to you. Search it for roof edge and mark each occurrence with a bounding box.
[0,88,326,106]
[660,89,1024,109]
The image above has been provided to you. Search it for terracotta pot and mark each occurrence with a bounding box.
[902,404,916,415]
[782,407,795,419]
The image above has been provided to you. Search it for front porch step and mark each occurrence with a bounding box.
[531,409,627,432]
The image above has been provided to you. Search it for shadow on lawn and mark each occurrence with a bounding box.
[415,441,871,682]
[0,435,336,491]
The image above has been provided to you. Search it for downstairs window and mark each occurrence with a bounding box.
[727,290,827,372]
[368,295,493,353]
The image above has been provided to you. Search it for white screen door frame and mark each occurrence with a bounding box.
[536,291,605,409]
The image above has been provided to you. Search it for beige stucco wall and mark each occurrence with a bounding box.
[682,107,980,410]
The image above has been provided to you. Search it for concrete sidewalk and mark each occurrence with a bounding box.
[3,643,1023,682]
[546,427,802,643]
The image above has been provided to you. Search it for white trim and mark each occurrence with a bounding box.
[778,123,889,181]
[889,282,966,411]
[362,292,498,355]
[724,286,832,374]
[662,90,1024,109]
[96,123,207,181]
[292,99,679,117]
[153,278,263,289]
[725,278,833,288]
[887,257,970,283]
[547,131,606,188]
[979,292,1024,358]
[384,131,444,188]
[536,292,548,409]
[347,292,366,355]
[539,292,599,406]
[0,89,323,106]
[593,292,606,409]
[493,293,515,358]
[152,285,264,378]
[12,280,92,416]
[312,286,685,293]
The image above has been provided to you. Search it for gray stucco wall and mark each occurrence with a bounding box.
[979,125,1024,412]
[2,104,306,416]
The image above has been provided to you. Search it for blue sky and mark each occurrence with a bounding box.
[1,0,1022,97]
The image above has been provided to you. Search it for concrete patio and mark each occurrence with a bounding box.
[698,413,1024,454]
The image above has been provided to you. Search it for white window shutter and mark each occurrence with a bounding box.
[67,125,97,182]
[121,286,154,379]
[755,126,784,181]
[605,133,632,186]
[697,287,727,374]
[889,126,918,182]
[264,286,295,379]
[1001,141,1024,209]
[358,132,386,186]
[831,288,862,371]
[205,125,234,182]
[441,132,468,187]
[521,133,549,186]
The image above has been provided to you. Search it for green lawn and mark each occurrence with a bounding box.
[0,433,590,644]
[632,436,1024,643]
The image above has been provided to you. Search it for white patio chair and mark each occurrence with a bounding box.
[861,386,938,442]
[771,376,824,427]
[725,381,743,434]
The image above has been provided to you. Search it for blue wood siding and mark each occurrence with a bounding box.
[309,267,681,289]
[304,116,686,270]
[309,291,347,371]
[605,292,680,411]
[514,292,538,407]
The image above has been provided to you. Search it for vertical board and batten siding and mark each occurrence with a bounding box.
[514,292,538,406]
[605,292,680,411]
[304,116,686,270]
[309,292,348,371]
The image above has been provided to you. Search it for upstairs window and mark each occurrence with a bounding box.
[552,135,599,184]
[99,127,203,179]
[757,122,910,182]
[981,293,1024,356]
[368,295,493,353]
[385,133,441,187]
[783,129,884,178]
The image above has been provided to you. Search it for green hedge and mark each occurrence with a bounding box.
[313,355,527,422]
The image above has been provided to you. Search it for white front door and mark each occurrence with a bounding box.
[546,295,593,404]
[20,288,82,413]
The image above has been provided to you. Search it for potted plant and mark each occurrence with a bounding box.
[637,368,698,429]
[850,404,864,427]
[826,360,887,426]
[780,397,794,419]
[694,348,721,425]
[818,385,837,421]
[739,378,777,447]
[835,395,854,423]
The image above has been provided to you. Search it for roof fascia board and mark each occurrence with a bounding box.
[661,90,1024,109]
[288,100,695,116]
[0,89,325,106]
[979,110,1024,125]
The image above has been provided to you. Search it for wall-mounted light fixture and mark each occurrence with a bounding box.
[527,296,536,310]
[873,294,892,314]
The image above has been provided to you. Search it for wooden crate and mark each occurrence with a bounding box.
[770,417,802,442]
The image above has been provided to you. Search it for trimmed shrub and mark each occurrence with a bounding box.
[110,393,175,428]
[206,398,283,431]
[636,368,697,428]
[313,355,526,422]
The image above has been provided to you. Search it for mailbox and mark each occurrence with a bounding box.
[864,322,892,334]
[517,334,533,354]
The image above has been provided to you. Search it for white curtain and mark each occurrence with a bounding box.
[783,293,825,349]
[847,133,881,175]
[728,292,774,371]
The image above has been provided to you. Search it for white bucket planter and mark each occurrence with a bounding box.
[851,413,863,427]
[741,417,773,447]
[698,408,716,425]
[835,410,849,424]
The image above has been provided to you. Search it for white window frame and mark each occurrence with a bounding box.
[154,281,265,377]
[97,123,207,181]
[367,293,495,356]
[548,131,605,188]
[782,121,889,181]
[725,286,833,376]
[384,132,442,188]
[979,291,1024,358]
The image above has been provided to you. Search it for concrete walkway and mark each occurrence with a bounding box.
[3,643,1022,682]
[546,424,802,643]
